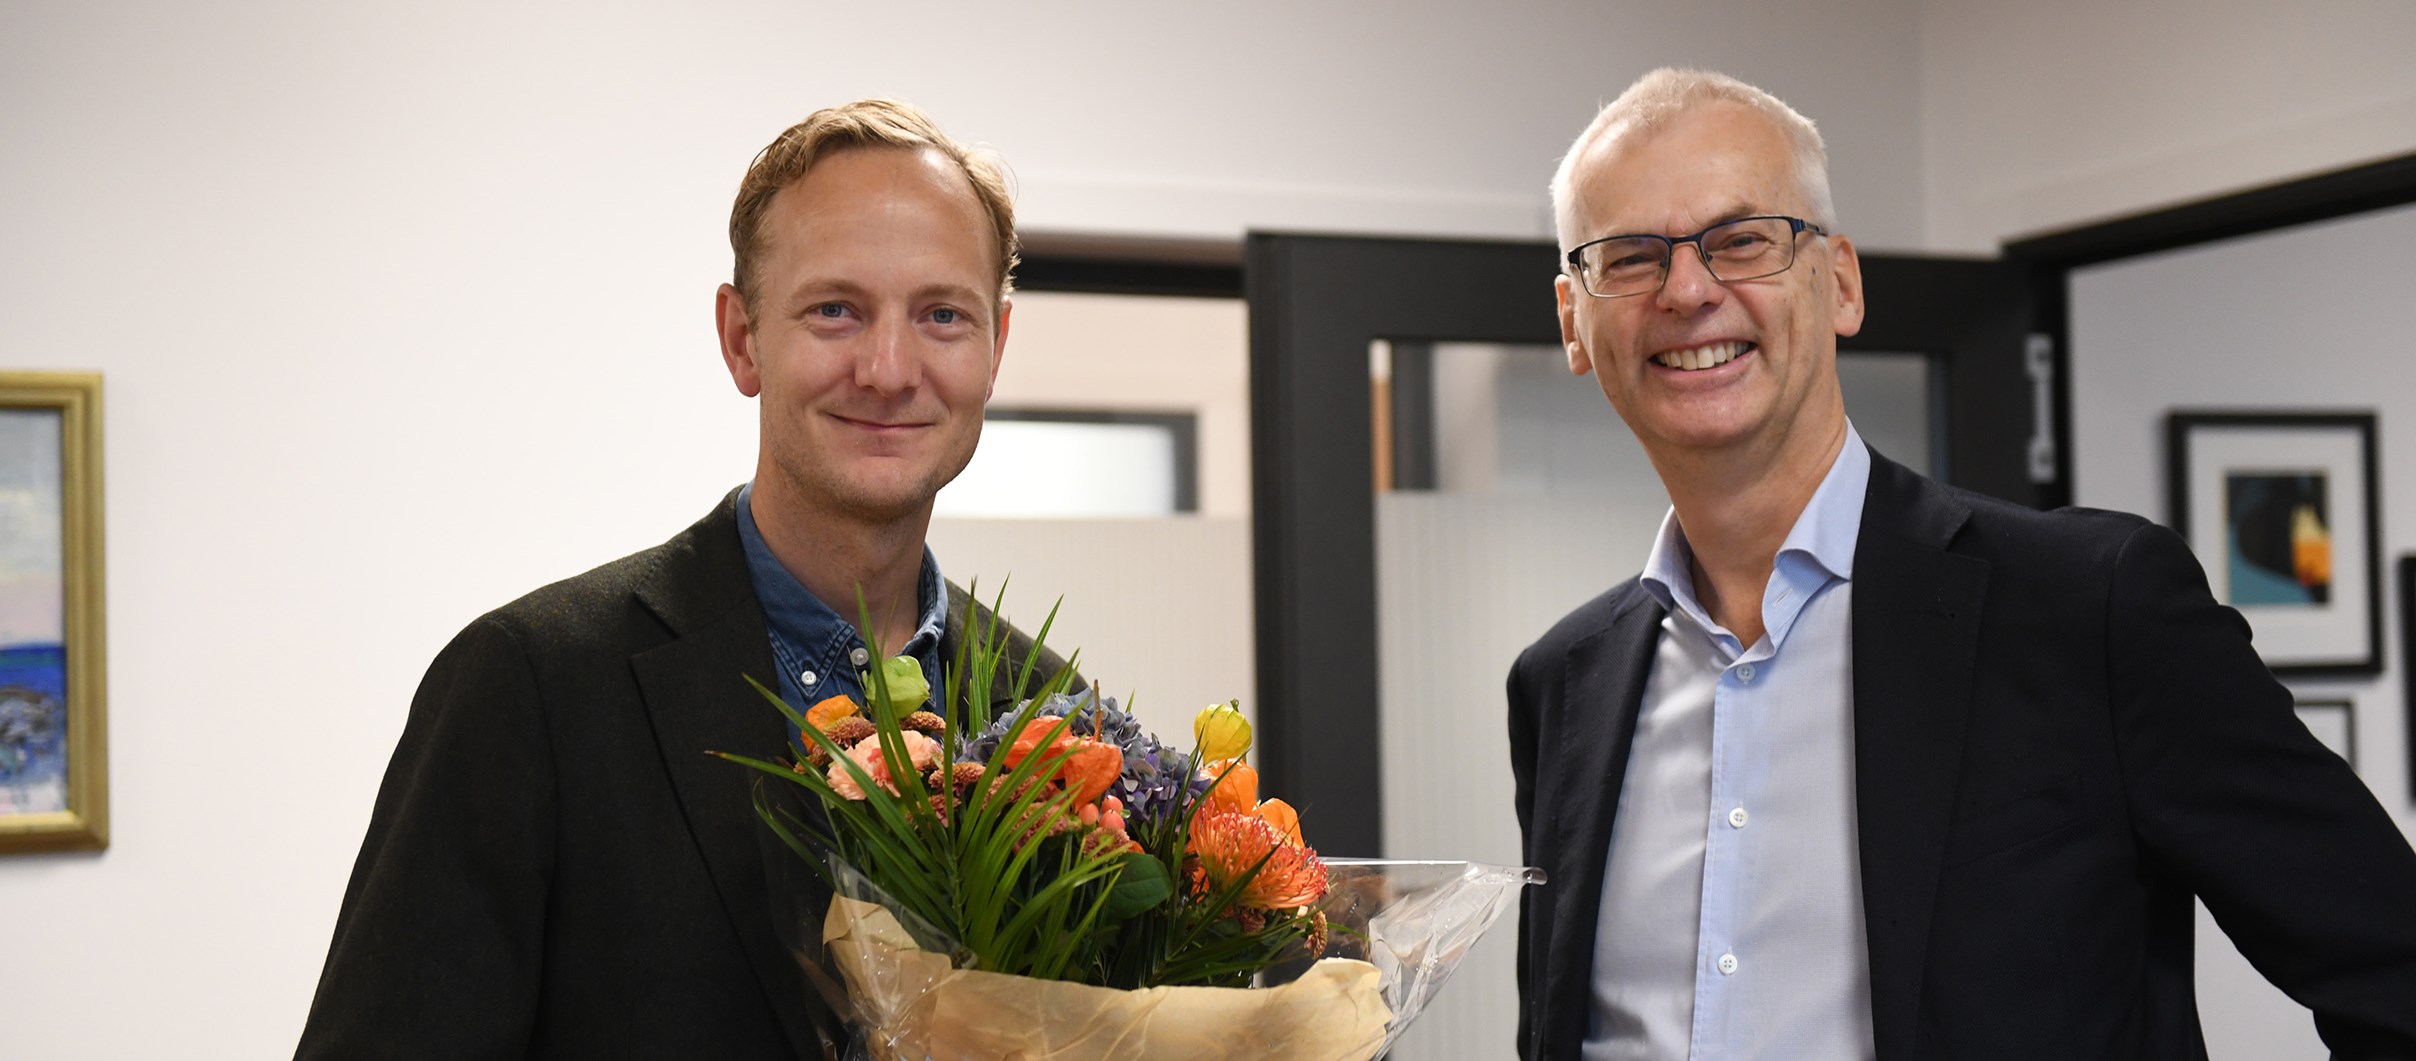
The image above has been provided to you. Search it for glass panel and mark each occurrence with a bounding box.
[1838,351,1939,477]
[1375,341,1659,1060]
[936,418,1182,518]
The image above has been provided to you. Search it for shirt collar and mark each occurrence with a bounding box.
[732,482,948,675]
[1638,423,1870,646]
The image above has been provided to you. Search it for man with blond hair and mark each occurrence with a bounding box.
[1509,68,2416,1059]
[299,100,1062,1059]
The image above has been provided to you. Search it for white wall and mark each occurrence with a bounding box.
[2072,202,2416,1061]
[5,0,2405,1055]
[1919,0,2416,252]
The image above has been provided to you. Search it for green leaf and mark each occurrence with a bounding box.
[1102,850,1173,921]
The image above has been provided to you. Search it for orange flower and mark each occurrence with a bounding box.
[1005,722,1075,769]
[805,695,859,732]
[1186,808,1328,910]
[1200,759,1258,816]
[826,731,942,800]
[1058,739,1124,806]
[1004,722,1123,806]
[1253,797,1304,846]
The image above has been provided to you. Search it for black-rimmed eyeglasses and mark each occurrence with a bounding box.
[1565,215,1827,298]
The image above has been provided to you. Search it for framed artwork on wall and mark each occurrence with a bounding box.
[2165,411,2381,677]
[0,372,106,853]
[2401,556,2415,803]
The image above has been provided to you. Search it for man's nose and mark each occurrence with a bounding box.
[855,317,920,394]
[1653,244,1726,313]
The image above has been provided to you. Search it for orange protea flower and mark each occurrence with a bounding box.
[1186,808,1328,910]
[804,695,859,732]
[1199,759,1258,815]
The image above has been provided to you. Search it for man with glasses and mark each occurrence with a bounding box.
[1508,68,2416,1060]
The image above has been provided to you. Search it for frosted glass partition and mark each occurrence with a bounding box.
[1836,352,1936,476]
[1377,492,1665,1058]
[1378,341,1666,1058]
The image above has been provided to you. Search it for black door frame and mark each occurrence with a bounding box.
[1246,232,2042,858]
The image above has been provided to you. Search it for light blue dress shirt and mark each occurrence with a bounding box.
[1583,426,1877,1061]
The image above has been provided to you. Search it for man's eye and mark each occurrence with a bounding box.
[930,307,960,325]
[812,303,849,319]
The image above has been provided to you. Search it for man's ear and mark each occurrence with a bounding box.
[1557,274,1596,377]
[987,296,1012,399]
[716,283,763,397]
[1826,234,1865,339]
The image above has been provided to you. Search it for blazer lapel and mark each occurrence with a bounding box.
[1539,591,1665,1058]
[629,503,832,1060]
[1850,455,1988,1061]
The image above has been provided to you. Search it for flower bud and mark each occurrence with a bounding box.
[1192,702,1252,761]
[869,656,929,715]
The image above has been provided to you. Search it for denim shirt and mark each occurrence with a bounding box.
[733,484,949,736]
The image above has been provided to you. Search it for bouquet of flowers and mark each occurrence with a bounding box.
[716,593,1532,1060]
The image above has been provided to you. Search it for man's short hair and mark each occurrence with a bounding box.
[728,98,1019,315]
[1549,68,1836,250]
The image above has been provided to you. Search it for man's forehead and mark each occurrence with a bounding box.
[1570,104,1798,233]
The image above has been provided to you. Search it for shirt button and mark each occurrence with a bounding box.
[1735,663,1757,683]
[1717,953,1739,976]
[1728,807,1749,829]
[800,670,818,687]
[850,647,870,666]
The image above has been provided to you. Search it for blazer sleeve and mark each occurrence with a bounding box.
[2106,521,2416,1054]
[295,616,558,1060]
[1506,647,1544,1061]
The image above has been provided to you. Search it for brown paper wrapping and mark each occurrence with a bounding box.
[823,896,1390,1061]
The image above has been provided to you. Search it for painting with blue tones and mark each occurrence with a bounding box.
[0,643,66,811]
[0,407,66,817]
[2224,472,2331,607]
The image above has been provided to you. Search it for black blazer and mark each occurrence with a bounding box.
[1508,453,2416,1060]
[298,494,1063,1059]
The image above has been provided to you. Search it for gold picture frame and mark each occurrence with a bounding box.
[0,371,106,852]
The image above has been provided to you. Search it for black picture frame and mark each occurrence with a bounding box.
[2165,411,2382,676]
[2401,555,2415,802]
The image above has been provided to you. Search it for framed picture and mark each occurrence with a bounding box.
[2291,699,2356,769]
[2401,556,2415,802]
[0,372,106,853]
[2166,411,2381,676]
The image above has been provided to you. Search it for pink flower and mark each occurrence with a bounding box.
[826,730,943,800]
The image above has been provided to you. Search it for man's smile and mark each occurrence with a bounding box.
[829,412,934,434]
[1649,340,1754,372]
